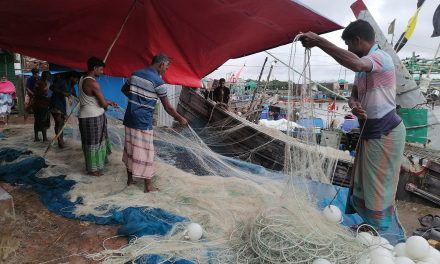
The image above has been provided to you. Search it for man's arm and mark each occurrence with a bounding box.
[348,85,367,119]
[26,79,34,95]
[52,82,70,97]
[88,80,115,109]
[300,32,373,72]
[159,96,188,126]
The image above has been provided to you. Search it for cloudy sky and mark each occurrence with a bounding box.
[206,0,440,83]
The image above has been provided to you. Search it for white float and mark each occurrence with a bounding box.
[394,243,407,257]
[185,223,203,241]
[405,236,430,260]
[369,255,394,264]
[322,205,342,223]
[394,256,415,264]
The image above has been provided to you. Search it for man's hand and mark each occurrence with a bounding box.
[299,32,322,49]
[350,101,367,119]
[177,116,188,126]
[108,101,119,108]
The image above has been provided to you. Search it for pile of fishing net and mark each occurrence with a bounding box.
[1,115,402,264]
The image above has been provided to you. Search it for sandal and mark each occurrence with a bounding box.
[418,214,440,229]
[418,214,434,227]
[413,227,440,241]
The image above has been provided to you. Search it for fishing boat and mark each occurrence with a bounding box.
[177,87,354,186]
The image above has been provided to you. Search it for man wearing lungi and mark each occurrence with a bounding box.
[300,20,406,230]
[121,53,188,192]
[78,57,117,176]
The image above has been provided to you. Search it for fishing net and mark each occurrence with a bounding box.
[1,110,376,264]
[0,43,403,264]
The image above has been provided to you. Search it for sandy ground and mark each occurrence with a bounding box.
[0,113,439,263]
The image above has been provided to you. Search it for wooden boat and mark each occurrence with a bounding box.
[177,88,353,186]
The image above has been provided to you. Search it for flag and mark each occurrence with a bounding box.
[388,19,396,35]
[327,102,336,112]
[395,1,426,53]
[432,4,440,37]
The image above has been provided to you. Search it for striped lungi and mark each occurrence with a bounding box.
[348,122,406,230]
[122,127,154,179]
[78,113,111,173]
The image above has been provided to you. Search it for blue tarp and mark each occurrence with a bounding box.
[0,148,189,264]
[0,146,406,263]
[298,117,325,129]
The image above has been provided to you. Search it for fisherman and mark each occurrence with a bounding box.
[212,78,230,107]
[78,57,117,176]
[25,68,40,119]
[33,71,52,141]
[300,20,406,231]
[0,76,16,125]
[50,71,78,148]
[205,79,219,100]
[121,53,188,193]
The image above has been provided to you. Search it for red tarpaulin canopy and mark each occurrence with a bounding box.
[0,0,342,87]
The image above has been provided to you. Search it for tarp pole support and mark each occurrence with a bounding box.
[104,0,138,63]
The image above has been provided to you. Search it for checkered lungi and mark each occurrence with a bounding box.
[78,113,111,173]
[122,127,154,179]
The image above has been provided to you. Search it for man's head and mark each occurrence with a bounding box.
[151,53,170,76]
[31,68,39,77]
[219,78,226,87]
[341,20,375,57]
[87,57,105,76]
[41,71,52,81]
[65,71,79,85]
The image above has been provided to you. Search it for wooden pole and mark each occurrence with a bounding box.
[247,57,268,115]
[43,1,137,156]
[251,61,276,123]
[43,99,80,157]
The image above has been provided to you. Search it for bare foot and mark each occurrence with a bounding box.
[34,138,41,142]
[88,171,103,177]
[144,179,159,193]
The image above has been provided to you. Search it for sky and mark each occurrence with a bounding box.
[206,0,440,83]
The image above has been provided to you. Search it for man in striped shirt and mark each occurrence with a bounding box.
[121,53,188,192]
[300,20,405,231]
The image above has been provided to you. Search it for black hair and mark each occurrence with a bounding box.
[219,78,226,82]
[341,20,375,42]
[41,71,51,80]
[31,68,39,74]
[87,57,105,71]
[151,53,169,65]
[64,71,80,79]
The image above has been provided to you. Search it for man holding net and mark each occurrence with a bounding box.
[121,53,188,193]
[300,20,406,231]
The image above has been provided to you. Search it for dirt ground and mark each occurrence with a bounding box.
[0,183,127,264]
[0,114,439,263]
